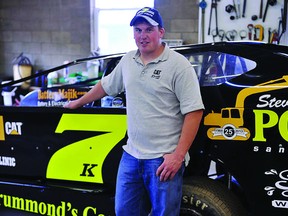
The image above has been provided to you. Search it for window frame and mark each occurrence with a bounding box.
[90,0,154,54]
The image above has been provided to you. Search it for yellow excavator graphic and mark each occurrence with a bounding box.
[204,75,288,141]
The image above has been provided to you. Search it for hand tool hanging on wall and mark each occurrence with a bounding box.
[211,29,225,41]
[225,4,235,13]
[236,0,241,18]
[277,17,282,40]
[232,0,239,18]
[247,24,254,40]
[268,28,272,42]
[283,0,287,34]
[259,0,263,18]
[251,15,258,21]
[263,0,277,22]
[270,29,279,43]
[254,24,264,41]
[208,0,219,35]
[218,29,225,41]
[242,0,247,17]
[225,30,237,41]
[232,0,241,18]
[239,30,247,39]
[211,29,218,41]
[277,0,287,43]
[225,4,237,20]
[199,0,207,43]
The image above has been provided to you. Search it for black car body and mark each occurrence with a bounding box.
[0,41,288,215]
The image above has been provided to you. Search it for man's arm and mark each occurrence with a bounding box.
[156,109,203,181]
[64,81,107,109]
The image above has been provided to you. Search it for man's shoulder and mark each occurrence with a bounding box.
[125,50,138,58]
[168,48,185,57]
[116,50,137,65]
[167,48,191,66]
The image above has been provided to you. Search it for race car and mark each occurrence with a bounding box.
[0,41,288,216]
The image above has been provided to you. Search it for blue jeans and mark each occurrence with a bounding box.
[115,151,185,216]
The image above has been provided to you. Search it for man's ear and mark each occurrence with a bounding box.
[159,27,165,37]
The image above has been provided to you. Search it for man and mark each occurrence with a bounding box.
[65,7,204,216]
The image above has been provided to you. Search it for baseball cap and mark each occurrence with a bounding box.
[130,7,164,28]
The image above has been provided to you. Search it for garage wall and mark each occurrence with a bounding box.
[0,0,199,79]
[156,0,199,45]
[0,0,91,79]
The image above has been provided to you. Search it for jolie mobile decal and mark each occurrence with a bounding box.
[265,169,288,209]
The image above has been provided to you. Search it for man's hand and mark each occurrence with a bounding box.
[155,110,203,181]
[156,153,183,182]
[63,100,81,109]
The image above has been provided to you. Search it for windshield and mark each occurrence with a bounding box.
[185,51,257,86]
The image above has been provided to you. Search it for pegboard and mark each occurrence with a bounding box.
[198,0,286,44]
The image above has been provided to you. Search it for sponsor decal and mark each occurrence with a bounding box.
[0,115,23,141]
[0,113,126,183]
[205,76,288,143]
[265,169,288,209]
[47,113,127,184]
[37,88,88,107]
[5,121,22,135]
[0,156,16,167]
[207,123,250,140]
[205,107,250,141]
[253,109,288,142]
[0,193,106,216]
[257,94,288,109]
[253,144,286,153]
[0,116,4,140]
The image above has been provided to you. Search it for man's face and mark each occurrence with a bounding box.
[133,22,165,55]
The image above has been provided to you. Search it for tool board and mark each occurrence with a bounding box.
[198,0,286,44]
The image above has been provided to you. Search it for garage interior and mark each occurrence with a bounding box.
[1,0,286,82]
[0,1,288,216]
[0,0,201,80]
